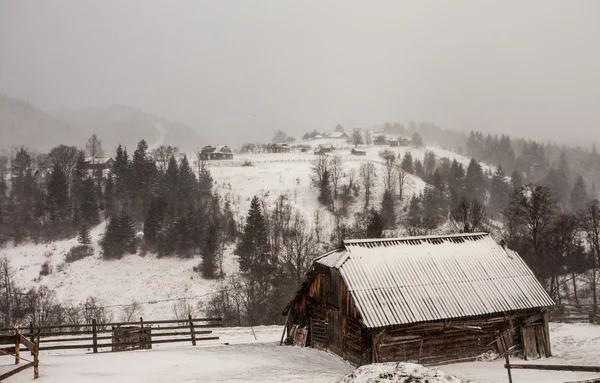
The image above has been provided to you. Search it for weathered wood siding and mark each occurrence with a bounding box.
[372,311,548,365]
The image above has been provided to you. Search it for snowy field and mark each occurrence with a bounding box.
[2,323,599,383]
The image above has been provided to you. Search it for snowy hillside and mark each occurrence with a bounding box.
[2,139,484,320]
[4,222,239,319]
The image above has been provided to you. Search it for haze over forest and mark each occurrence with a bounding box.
[1,1,599,146]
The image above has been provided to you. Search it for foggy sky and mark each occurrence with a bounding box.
[1,1,599,145]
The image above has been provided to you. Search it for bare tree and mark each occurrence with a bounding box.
[120,300,144,322]
[48,145,81,179]
[580,199,600,313]
[329,156,345,202]
[152,145,180,173]
[283,214,316,287]
[172,299,197,322]
[450,196,487,233]
[85,134,105,163]
[313,209,323,244]
[351,129,364,147]
[272,129,287,143]
[378,150,396,193]
[397,167,412,202]
[310,156,330,189]
[359,162,377,208]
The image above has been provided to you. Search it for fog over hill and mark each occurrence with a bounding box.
[51,105,204,153]
[0,95,203,153]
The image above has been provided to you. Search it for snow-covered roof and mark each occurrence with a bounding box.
[202,145,231,153]
[315,233,554,328]
[328,132,348,139]
[83,156,113,164]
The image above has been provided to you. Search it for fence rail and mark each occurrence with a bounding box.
[0,316,222,356]
[504,352,600,383]
[548,304,599,324]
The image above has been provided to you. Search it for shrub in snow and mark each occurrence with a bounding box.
[39,260,52,277]
[65,245,94,263]
[338,363,462,383]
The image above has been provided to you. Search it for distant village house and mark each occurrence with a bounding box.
[350,148,366,156]
[82,157,114,174]
[314,144,334,155]
[200,145,233,160]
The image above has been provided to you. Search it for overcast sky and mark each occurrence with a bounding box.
[1,1,599,144]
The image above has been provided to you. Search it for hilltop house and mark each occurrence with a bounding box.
[328,131,350,140]
[200,145,233,160]
[82,157,114,174]
[283,233,554,366]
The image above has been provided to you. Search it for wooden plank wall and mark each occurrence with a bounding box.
[374,316,522,365]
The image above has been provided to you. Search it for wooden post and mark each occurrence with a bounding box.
[92,319,98,353]
[15,326,20,365]
[505,352,513,383]
[29,322,34,356]
[188,314,196,346]
[33,337,39,379]
[140,317,145,350]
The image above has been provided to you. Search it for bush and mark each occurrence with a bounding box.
[65,245,94,263]
[39,260,52,277]
[241,160,253,167]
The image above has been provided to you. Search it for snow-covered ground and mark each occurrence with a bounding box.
[1,323,599,383]
[4,222,239,319]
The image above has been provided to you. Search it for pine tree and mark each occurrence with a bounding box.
[235,196,271,276]
[380,189,396,230]
[422,185,444,232]
[77,222,91,245]
[198,162,213,197]
[46,163,70,223]
[465,158,486,201]
[366,209,384,238]
[489,165,511,217]
[406,195,423,235]
[104,172,115,215]
[178,155,197,212]
[80,178,100,225]
[164,156,179,202]
[101,214,121,259]
[201,222,218,278]
[570,174,588,212]
[119,210,137,254]
[318,169,332,206]
[511,170,523,190]
[144,196,168,246]
[401,152,414,174]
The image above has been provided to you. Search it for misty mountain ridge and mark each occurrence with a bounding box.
[0,94,84,152]
[0,95,204,154]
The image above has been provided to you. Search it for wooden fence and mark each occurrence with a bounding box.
[0,316,221,355]
[548,304,599,324]
[0,327,40,381]
[504,353,600,383]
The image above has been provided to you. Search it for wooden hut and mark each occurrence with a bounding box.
[283,233,554,366]
[351,148,367,156]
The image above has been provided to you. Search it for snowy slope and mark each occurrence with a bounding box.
[4,222,239,320]
[3,140,476,320]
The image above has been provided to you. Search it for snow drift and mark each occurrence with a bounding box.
[338,362,462,383]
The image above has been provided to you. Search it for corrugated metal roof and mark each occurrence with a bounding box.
[321,233,554,328]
